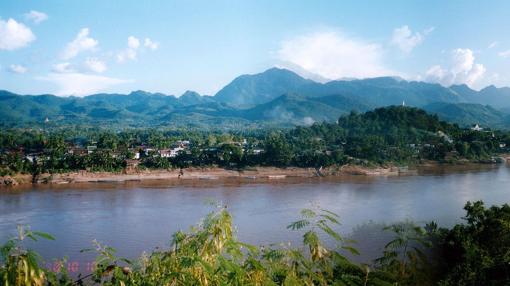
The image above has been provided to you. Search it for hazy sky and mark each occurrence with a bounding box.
[0,0,509,96]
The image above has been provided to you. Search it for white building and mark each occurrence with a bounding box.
[170,147,184,157]
[471,124,483,131]
[159,147,184,158]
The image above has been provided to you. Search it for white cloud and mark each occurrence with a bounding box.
[117,36,158,63]
[277,30,394,80]
[144,38,159,50]
[391,25,431,53]
[38,73,130,96]
[426,65,450,84]
[24,10,48,24]
[485,72,502,85]
[498,50,510,58]
[425,48,486,87]
[488,41,499,49]
[85,57,107,73]
[462,63,486,86]
[117,49,137,63]
[451,48,475,74]
[61,28,98,60]
[275,62,331,83]
[128,36,140,49]
[52,62,74,73]
[0,18,36,50]
[9,64,28,74]
[117,36,140,63]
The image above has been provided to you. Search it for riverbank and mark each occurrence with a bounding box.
[2,158,508,188]
[1,164,405,187]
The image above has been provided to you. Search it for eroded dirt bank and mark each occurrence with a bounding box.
[1,165,403,187]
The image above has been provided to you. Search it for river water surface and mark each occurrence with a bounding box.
[1,164,509,274]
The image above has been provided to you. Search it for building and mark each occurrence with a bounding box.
[87,145,97,154]
[176,140,190,147]
[158,147,184,158]
[68,147,87,156]
[170,147,185,157]
[471,124,483,131]
[159,149,172,158]
[25,153,38,163]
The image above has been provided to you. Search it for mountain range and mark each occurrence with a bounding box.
[1,67,510,129]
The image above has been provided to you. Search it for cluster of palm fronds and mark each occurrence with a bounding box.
[1,206,432,285]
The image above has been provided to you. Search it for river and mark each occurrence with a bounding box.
[1,164,509,275]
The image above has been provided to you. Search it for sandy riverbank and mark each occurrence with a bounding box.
[3,157,508,188]
[0,165,403,187]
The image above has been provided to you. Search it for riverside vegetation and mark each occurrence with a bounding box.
[1,200,510,285]
[1,106,509,180]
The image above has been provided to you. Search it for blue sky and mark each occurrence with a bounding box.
[0,0,509,96]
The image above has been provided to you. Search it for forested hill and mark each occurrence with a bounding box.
[283,106,508,165]
[337,106,453,134]
[2,68,510,129]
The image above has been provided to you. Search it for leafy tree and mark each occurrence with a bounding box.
[438,201,510,285]
[375,221,432,285]
[263,132,293,167]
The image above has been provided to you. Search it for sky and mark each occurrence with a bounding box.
[0,0,510,97]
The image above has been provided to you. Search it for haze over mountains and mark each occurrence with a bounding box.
[2,68,510,129]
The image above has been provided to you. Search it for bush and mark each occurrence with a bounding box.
[2,201,510,285]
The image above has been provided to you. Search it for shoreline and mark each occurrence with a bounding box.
[1,159,507,188]
[0,165,404,187]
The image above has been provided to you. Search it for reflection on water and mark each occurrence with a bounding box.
[0,164,509,274]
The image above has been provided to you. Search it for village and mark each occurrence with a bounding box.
[3,135,269,174]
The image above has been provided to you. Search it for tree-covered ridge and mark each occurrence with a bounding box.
[2,201,510,285]
[338,106,452,133]
[1,106,509,178]
[286,106,508,165]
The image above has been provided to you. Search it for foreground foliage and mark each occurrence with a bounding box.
[1,201,510,285]
[437,201,510,285]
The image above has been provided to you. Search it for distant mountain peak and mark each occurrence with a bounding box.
[178,90,214,106]
[263,67,296,74]
[274,64,331,83]
[127,90,171,98]
[214,67,314,107]
[481,85,498,91]
[449,84,475,95]
[451,83,470,88]
[336,77,358,81]
[362,76,405,84]
[180,90,201,98]
[129,90,151,96]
